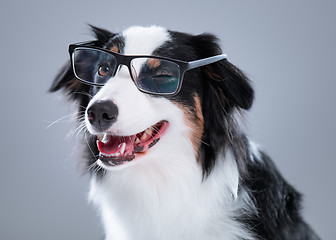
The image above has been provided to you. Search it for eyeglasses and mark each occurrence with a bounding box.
[69,42,227,96]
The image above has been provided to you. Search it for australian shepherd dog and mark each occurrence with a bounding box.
[50,25,320,240]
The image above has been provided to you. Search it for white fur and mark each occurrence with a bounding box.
[248,139,262,162]
[122,26,171,56]
[85,26,255,240]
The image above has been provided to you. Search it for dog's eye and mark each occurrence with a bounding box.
[152,74,175,81]
[98,65,111,76]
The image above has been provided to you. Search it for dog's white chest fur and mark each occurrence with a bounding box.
[89,145,254,240]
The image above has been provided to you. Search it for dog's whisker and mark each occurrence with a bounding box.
[93,165,103,174]
[45,112,85,129]
[66,121,86,141]
[81,160,100,176]
[76,124,88,138]
[78,133,101,175]
[66,123,83,140]
[73,91,94,99]
[200,140,210,146]
[84,133,98,159]
[78,105,88,111]
[151,126,163,136]
[186,133,210,147]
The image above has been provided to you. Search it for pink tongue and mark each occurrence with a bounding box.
[97,135,136,155]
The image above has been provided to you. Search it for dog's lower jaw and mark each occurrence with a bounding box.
[88,146,255,240]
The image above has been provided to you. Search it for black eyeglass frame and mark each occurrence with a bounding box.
[69,41,227,96]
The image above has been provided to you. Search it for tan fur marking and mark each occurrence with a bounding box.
[204,66,221,80]
[147,58,161,69]
[110,45,119,53]
[174,94,204,163]
[192,94,205,161]
[68,78,81,91]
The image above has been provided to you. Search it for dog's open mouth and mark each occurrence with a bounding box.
[96,121,169,166]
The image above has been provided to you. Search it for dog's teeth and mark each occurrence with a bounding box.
[145,128,153,136]
[135,137,140,144]
[120,142,126,154]
[116,142,126,155]
[97,134,104,141]
[102,134,109,144]
[140,132,147,140]
[103,152,120,157]
[141,128,153,141]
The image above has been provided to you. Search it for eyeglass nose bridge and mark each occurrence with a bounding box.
[112,54,137,82]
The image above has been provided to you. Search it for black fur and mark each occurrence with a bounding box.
[50,26,320,239]
[241,150,320,239]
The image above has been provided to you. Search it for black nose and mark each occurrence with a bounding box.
[87,100,118,131]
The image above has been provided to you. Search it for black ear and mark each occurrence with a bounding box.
[49,25,116,100]
[211,60,254,110]
[192,33,254,111]
[49,59,91,102]
[89,25,116,46]
[191,34,254,177]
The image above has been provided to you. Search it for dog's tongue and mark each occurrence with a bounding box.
[97,135,136,157]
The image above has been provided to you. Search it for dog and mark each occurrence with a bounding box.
[50,25,320,240]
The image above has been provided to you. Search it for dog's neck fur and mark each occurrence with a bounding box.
[88,142,255,240]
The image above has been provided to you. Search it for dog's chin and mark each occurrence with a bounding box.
[94,120,169,170]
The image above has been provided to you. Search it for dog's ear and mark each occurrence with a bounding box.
[192,33,254,111]
[191,34,254,176]
[89,25,116,46]
[49,26,116,101]
[49,59,86,99]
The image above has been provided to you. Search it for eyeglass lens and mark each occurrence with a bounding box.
[73,48,181,94]
[131,58,180,94]
[73,48,117,85]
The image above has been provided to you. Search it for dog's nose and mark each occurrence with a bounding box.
[87,100,118,131]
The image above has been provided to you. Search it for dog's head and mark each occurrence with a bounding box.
[50,26,254,177]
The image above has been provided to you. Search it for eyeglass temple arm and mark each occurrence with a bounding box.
[187,54,227,70]
[69,41,99,51]
[68,41,100,54]
[75,40,98,46]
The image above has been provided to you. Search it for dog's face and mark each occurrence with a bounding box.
[50,26,254,176]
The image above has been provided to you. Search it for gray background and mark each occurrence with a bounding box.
[1,0,334,239]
